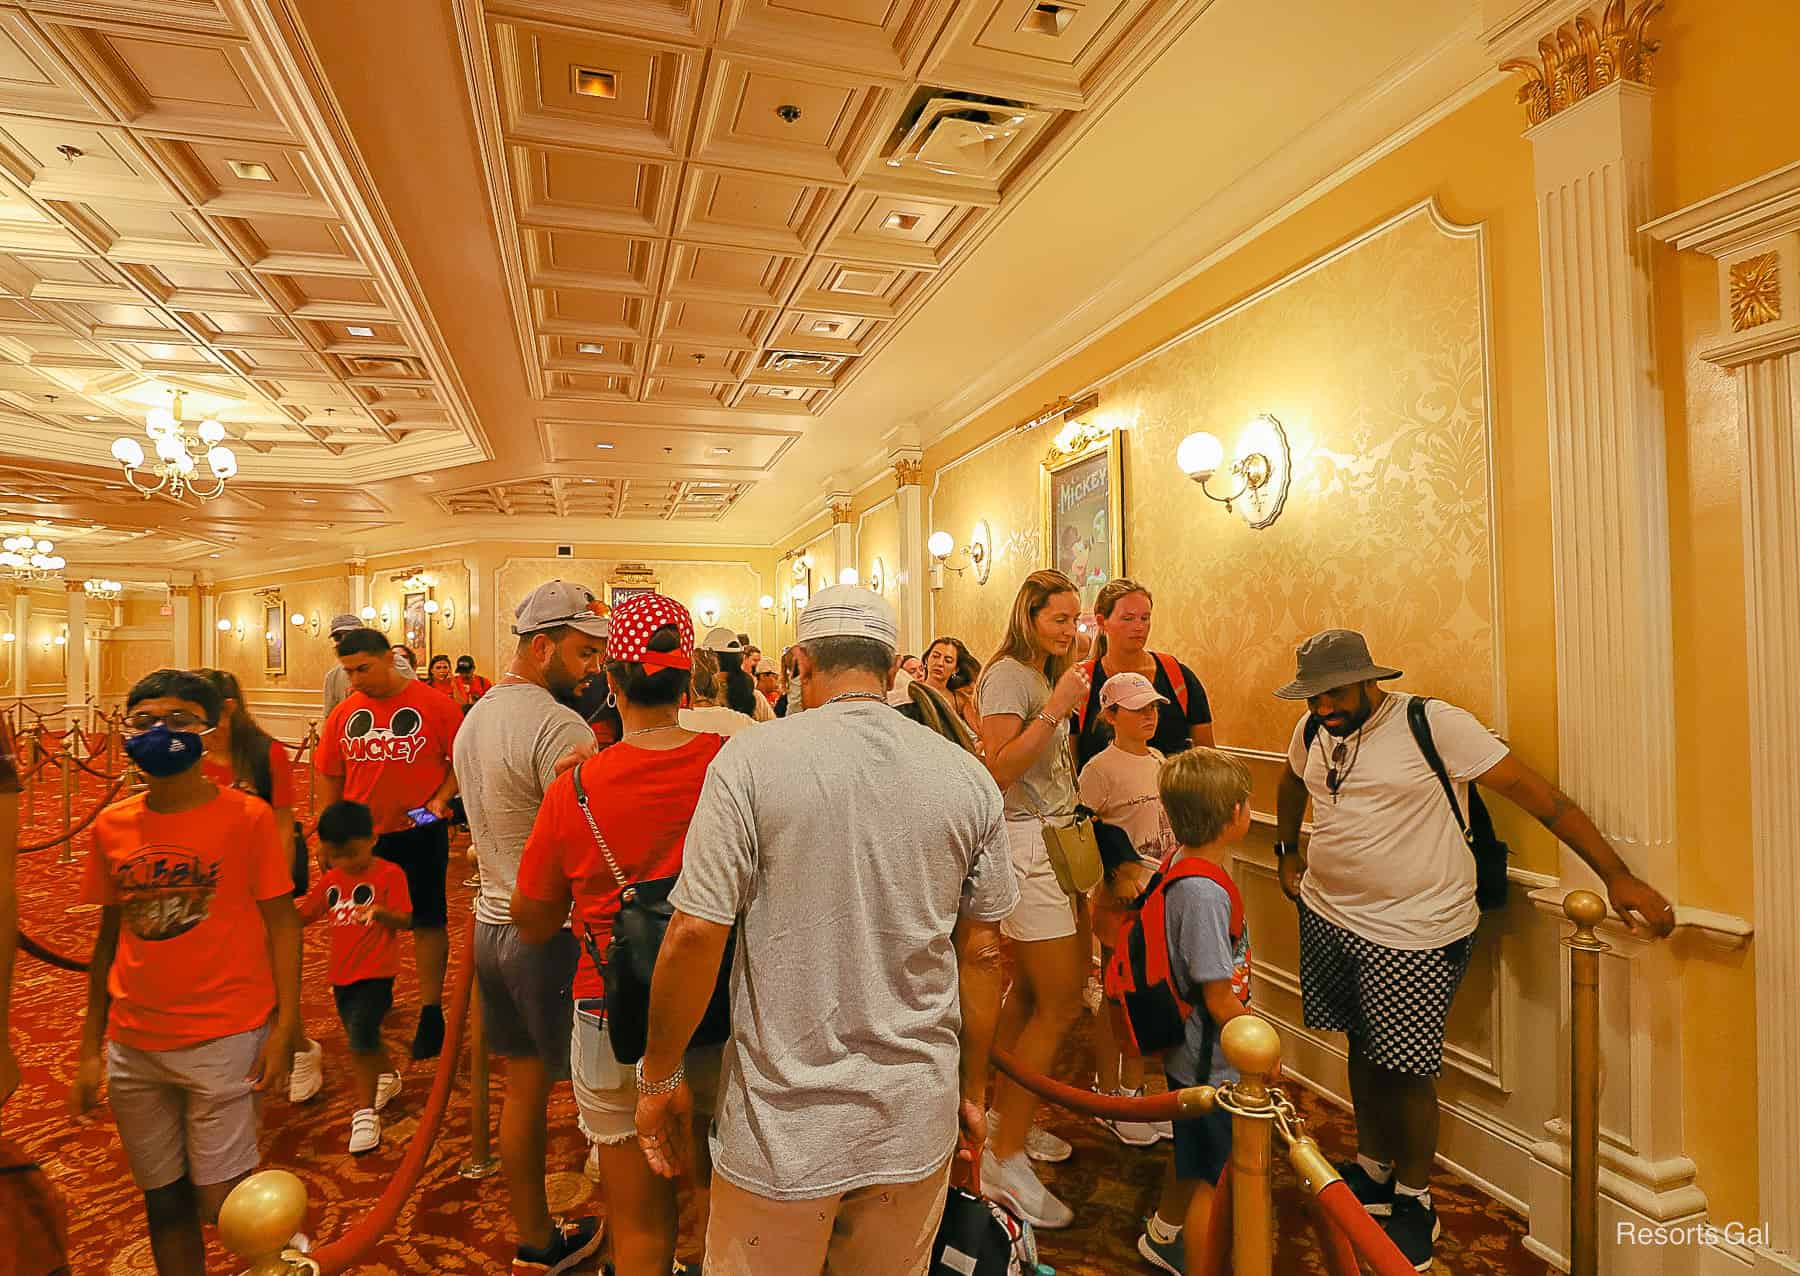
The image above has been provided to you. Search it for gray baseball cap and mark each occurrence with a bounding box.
[1274,629,1401,700]
[328,613,361,637]
[512,580,610,638]
[699,626,742,653]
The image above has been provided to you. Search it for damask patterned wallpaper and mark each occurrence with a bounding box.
[930,204,1498,754]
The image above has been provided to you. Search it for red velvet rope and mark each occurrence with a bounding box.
[17,772,127,852]
[1312,1181,1419,1276]
[990,1046,1194,1122]
[308,924,475,1275]
[1307,1194,1364,1276]
[16,927,87,972]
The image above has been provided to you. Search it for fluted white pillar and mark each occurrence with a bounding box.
[64,581,86,724]
[199,585,217,666]
[891,444,925,655]
[12,593,26,692]
[171,586,193,667]
[1649,164,1800,1272]
[826,490,855,586]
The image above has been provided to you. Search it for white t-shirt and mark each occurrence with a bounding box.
[680,704,757,737]
[1286,692,1508,950]
[1078,745,1174,868]
[752,689,777,722]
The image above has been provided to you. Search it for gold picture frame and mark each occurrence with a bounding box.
[1041,428,1124,617]
[402,591,430,663]
[262,601,286,675]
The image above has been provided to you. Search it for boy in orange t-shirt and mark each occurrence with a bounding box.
[298,800,412,1155]
[316,627,461,1061]
[71,669,302,1274]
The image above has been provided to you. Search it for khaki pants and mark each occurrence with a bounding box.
[704,1157,952,1276]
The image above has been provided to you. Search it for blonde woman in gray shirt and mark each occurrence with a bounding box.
[975,568,1092,1230]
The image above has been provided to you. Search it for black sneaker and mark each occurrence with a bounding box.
[1337,1161,1396,1216]
[411,1003,445,1060]
[512,1216,603,1275]
[1382,1195,1441,1272]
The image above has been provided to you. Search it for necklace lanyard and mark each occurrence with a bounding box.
[819,690,885,708]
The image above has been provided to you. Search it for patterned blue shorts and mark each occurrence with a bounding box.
[1297,901,1475,1077]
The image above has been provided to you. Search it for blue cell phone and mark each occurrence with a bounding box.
[406,805,439,826]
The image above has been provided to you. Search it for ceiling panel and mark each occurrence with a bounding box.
[510,143,676,236]
[716,0,955,79]
[690,53,897,185]
[538,415,799,468]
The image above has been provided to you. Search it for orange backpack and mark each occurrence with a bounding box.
[1103,855,1249,1058]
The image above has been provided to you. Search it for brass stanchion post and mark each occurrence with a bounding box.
[1564,890,1609,1276]
[1219,1015,1281,1276]
[306,721,318,814]
[218,1169,318,1275]
[57,754,74,866]
[24,728,37,825]
[461,980,499,1179]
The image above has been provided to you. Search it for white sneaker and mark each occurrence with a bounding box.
[1097,1087,1161,1147]
[349,1108,380,1155]
[986,1110,1073,1164]
[374,1072,402,1112]
[980,1147,1074,1230]
[288,1039,323,1104]
[287,1233,312,1255]
[1082,973,1104,1014]
[583,1141,601,1182]
[1152,1116,1175,1141]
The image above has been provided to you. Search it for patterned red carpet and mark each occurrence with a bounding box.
[5,760,1549,1274]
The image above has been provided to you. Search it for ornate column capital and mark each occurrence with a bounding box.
[891,448,923,487]
[64,578,85,594]
[1496,0,1663,130]
[826,491,855,525]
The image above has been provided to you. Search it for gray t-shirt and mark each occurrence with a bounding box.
[977,657,1077,820]
[1164,874,1249,1089]
[671,701,1019,1200]
[453,680,593,926]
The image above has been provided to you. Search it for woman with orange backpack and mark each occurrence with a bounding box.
[1071,579,1214,769]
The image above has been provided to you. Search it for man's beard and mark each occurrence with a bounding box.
[544,654,583,708]
[1320,687,1375,737]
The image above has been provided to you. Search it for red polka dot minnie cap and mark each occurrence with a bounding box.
[607,592,694,672]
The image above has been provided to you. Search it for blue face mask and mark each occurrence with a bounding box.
[123,722,207,778]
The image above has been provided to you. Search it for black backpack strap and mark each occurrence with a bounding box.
[1303,713,1323,751]
[1406,697,1471,845]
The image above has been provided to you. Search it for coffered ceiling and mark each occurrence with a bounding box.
[0,0,1488,574]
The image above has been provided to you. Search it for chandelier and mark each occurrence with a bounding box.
[0,535,66,580]
[83,577,122,601]
[109,390,238,501]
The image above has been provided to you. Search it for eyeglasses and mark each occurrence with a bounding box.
[122,710,213,735]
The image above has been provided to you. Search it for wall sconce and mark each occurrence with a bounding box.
[869,558,884,593]
[289,611,305,627]
[927,526,988,589]
[443,599,455,630]
[837,568,858,586]
[1177,414,1292,530]
[216,618,232,632]
[759,594,774,612]
[358,605,377,622]
[379,607,392,630]
[308,612,322,636]
[54,633,67,647]
[696,599,720,626]
[1,631,12,643]
[424,599,440,616]
[235,621,245,642]
[791,583,808,610]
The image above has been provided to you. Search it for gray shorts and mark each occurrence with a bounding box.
[474,921,578,1080]
[107,1022,270,1191]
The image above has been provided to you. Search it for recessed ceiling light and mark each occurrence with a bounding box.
[412,474,435,484]
[577,342,605,355]
[809,319,843,335]
[572,67,617,98]
[208,552,221,558]
[300,497,318,504]
[594,442,614,450]
[580,478,597,484]
[346,325,374,337]
[1020,2,1077,36]
[227,159,274,181]
[711,447,733,456]
[882,211,922,231]
[83,414,101,421]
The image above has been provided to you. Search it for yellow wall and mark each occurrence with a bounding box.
[855,497,902,629]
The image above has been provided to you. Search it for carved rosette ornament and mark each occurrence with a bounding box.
[1500,0,1662,127]
[1729,251,1783,331]
[892,457,923,487]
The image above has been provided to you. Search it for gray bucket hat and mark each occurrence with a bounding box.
[1274,629,1401,700]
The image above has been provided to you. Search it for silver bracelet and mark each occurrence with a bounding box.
[634,1058,686,1096]
[1033,710,1061,729]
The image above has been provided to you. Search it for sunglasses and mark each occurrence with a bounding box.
[1326,741,1350,795]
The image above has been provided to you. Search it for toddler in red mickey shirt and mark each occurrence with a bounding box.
[298,799,412,1156]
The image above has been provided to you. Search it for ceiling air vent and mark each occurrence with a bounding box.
[763,351,843,377]
[880,87,1056,183]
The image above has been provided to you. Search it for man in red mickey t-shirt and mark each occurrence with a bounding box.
[316,627,462,1060]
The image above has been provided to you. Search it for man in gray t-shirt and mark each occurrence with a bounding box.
[450,581,606,1273]
[322,614,413,716]
[634,585,1016,1276]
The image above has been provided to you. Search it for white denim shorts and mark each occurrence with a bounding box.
[569,999,722,1145]
[999,818,1077,943]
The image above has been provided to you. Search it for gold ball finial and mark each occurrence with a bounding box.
[1564,889,1608,931]
[1220,1014,1282,1078]
[217,1169,308,1264]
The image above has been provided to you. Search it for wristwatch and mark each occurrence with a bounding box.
[1273,840,1297,860]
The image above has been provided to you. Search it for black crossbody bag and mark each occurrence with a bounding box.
[569,762,734,1065]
